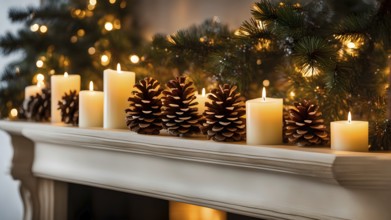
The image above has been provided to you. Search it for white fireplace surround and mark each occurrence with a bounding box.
[1,120,391,220]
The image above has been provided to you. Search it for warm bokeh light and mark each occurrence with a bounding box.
[104,22,113,31]
[30,24,39,32]
[290,91,295,97]
[347,42,356,49]
[262,79,270,87]
[39,25,48,33]
[129,54,140,64]
[36,73,44,82]
[10,108,18,118]
[36,60,44,68]
[88,47,96,55]
[101,54,109,65]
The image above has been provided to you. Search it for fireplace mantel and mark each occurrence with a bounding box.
[1,120,391,220]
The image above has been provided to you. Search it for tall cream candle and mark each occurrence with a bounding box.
[104,63,135,129]
[246,87,283,145]
[79,81,104,128]
[196,88,208,115]
[331,112,368,152]
[51,72,81,123]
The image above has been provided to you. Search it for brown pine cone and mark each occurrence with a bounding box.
[285,100,329,146]
[161,76,201,136]
[202,84,246,142]
[125,77,163,135]
[58,90,79,125]
[25,88,51,122]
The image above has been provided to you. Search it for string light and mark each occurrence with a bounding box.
[30,24,39,32]
[104,22,113,31]
[101,52,111,66]
[9,108,18,118]
[129,54,140,64]
[109,0,116,4]
[347,42,356,49]
[290,91,295,98]
[36,60,44,68]
[77,29,85,37]
[88,47,96,55]
[39,25,48,33]
[89,0,96,5]
[36,73,44,82]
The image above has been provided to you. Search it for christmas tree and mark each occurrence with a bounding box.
[0,0,143,117]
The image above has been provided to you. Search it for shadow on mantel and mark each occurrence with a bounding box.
[68,183,261,220]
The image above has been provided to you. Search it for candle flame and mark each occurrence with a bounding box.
[348,111,352,124]
[262,87,266,101]
[64,72,69,77]
[202,88,206,97]
[37,81,44,88]
[89,81,94,91]
[117,63,121,72]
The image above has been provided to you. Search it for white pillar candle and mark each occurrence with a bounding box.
[331,112,368,152]
[79,81,104,128]
[25,82,44,99]
[104,63,135,129]
[196,88,208,115]
[51,72,81,123]
[246,87,283,145]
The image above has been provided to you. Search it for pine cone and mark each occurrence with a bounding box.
[125,77,163,135]
[25,88,51,122]
[161,76,201,136]
[58,90,79,125]
[202,84,246,142]
[284,100,329,146]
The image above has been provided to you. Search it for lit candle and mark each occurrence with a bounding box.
[331,112,368,152]
[79,81,104,128]
[246,87,283,145]
[104,63,135,129]
[196,88,208,115]
[51,72,81,123]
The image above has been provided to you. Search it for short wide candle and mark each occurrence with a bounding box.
[51,72,81,123]
[331,112,368,152]
[104,64,135,129]
[79,81,104,128]
[246,88,283,145]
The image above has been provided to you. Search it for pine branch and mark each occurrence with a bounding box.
[293,36,337,72]
[8,5,71,24]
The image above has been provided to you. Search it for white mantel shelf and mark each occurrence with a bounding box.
[1,120,391,220]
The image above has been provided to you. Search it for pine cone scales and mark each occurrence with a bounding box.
[25,88,51,122]
[202,84,246,142]
[285,100,329,146]
[125,77,163,134]
[58,90,79,125]
[162,76,201,136]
